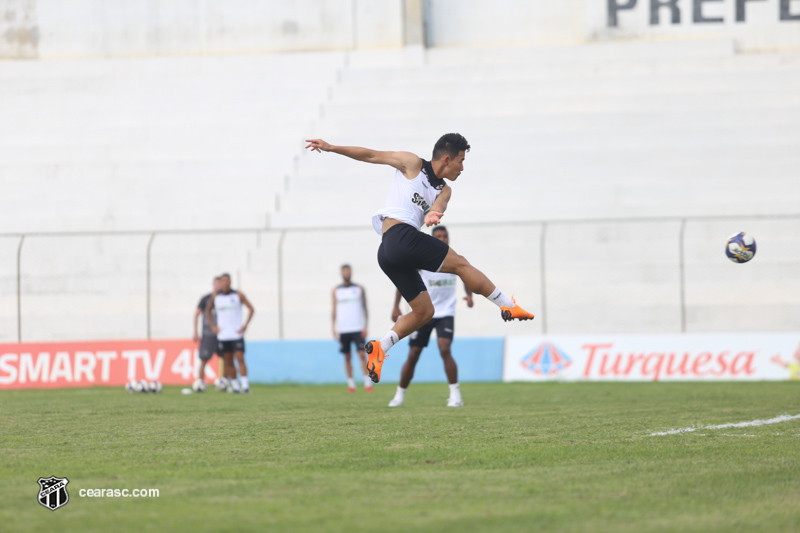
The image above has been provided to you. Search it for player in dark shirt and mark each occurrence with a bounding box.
[193,276,222,384]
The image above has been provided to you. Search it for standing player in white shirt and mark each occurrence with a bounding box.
[388,226,472,407]
[306,134,534,384]
[205,273,255,393]
[332,264,373,393]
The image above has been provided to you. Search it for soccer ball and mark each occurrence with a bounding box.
[213,377,230,392]
[125,380,137,393]
[725,232,756,263]
[192,379,206,393]
[148,381,163,393]
[137,380,151,393]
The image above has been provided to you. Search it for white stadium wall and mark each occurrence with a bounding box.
[1,0,798,60]
[0,0,404,59]
[428,0,800,51]
[1,2,799,343]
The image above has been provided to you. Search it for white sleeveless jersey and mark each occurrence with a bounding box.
[335,284,365,334]
[372,160,444,235]
[420,270,458,319]
[214,291,243,341]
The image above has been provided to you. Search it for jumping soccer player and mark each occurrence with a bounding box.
[389,226,472,407]
[193,275,222,384]
[332,264,373,393]
[305,133,534,383]
[206,273,255,393]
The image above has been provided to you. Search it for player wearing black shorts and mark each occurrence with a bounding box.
[206,273,255,393]
[193,276,221,385]
[389,227,472,407]
[332,264,372,393]
[305,134,534,383]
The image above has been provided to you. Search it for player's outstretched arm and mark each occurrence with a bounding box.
[238,292,255,334]
[205,294,219,335]
[331,288,339,340]
[424,184,452,227]
[305,139,422,178]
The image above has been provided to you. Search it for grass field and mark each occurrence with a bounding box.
[2,382,799,532]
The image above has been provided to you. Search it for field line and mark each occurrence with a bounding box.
[649,414,800,436]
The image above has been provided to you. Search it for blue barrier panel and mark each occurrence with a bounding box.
[244,337,504,385]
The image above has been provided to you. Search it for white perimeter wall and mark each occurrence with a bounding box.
[429,0,800,51]
[0,0,404,59]
[1,0,798,59]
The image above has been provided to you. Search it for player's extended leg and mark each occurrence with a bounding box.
[438,337,463,407]
[234,350,249,393]
[356,349,373,392]
[365,292,433,383]
[198,359,208,381]
[439,247,534,322]
[224,352,239,392]
[343,350,355,392]
[388,346,423,407]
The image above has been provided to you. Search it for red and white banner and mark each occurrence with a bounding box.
[0,340,220,389]
[504,333,800,382]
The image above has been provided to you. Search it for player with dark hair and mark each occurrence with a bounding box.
[332,264,372,393]
[206,273,255,393]
[305,133,534,383]
[193,276,222,385]
[389,226,472,407]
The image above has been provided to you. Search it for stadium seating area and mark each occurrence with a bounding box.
[1,39,798,342]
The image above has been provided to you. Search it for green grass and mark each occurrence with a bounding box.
[2,382,799,532]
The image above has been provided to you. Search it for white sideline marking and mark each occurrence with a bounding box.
[649,414,800,436]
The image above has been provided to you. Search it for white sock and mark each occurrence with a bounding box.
[347,377,355,389]
[363,375,371,387]
[449,383,461,398]
[487,287,514,308]
[240,376,249,390]
[394,386,406,400]
[230,378,240,391]
[379,331,400,353]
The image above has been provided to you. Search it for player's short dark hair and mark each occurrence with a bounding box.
[432,133,470,161]
[213,276,221,281]
[341,264,351,270]
[220,273,231,279]
[432,225,448,235]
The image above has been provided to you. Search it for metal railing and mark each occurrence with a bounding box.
[4,213,799,342]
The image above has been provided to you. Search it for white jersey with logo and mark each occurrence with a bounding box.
[335,284,365,333]
[214,290,243,341]
[420,270,458,319]
[372,164,443,235]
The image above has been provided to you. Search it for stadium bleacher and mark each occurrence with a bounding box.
[1,39,798,342]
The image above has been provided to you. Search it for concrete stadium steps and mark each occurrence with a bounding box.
[1,161,279,232]
[0,51,345,232]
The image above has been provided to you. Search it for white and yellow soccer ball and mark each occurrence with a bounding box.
[725,232,757,263]
[125,380,137,393]
[191,379,206,393]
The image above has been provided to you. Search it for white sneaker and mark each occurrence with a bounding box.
[447,397,463,407]
[388,396,404,407]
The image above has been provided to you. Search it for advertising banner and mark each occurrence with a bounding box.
[0,340,217,390]
[504,333,800,382]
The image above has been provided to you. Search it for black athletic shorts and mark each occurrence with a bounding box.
[218,339,245,354]
[408,316,455,348]
[339,331,365,354]
[377,223,450,303]
[199,336,218,361]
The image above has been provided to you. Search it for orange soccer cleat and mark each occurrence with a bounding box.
[364,341,386,383]
[501,298,535,322]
